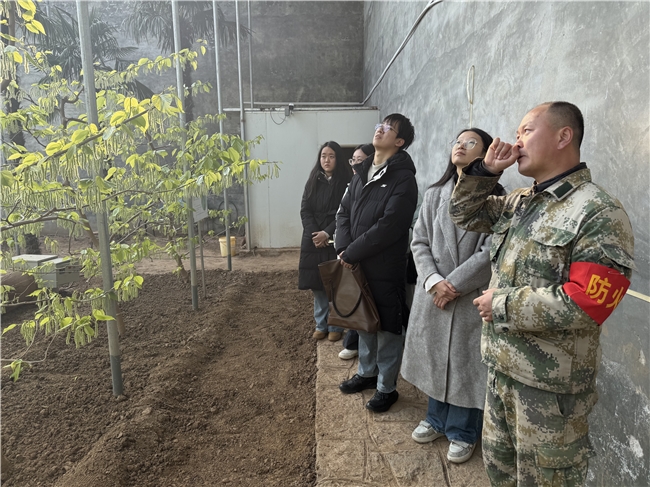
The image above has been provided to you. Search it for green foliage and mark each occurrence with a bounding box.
[3,359,27,382]
[27,5,139,83]
[122,1,245,53]
[0,1,278,379]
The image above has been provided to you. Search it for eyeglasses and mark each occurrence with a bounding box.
[349,157,365,165]
[451,138,479,150]
[375,123,397,134]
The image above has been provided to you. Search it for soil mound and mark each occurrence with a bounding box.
[1,269,316,487]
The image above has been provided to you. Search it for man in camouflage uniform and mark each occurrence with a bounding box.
[449,102,635,486]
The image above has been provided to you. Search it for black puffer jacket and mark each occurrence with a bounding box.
[335,151,418,334]
[298,173,349,290]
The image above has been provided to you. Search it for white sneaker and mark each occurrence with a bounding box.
[411,420,445,444]
[338,348,358,360]
[447,440,476,463]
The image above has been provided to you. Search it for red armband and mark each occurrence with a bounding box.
[563,262,630,325]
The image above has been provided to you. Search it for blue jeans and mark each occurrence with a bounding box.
[426,396,483,444]
[313,290,343,333]
[357,329,405,393]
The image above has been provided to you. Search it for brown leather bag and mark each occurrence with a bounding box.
[318,260,381,333]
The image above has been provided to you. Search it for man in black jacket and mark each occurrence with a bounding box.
[335,113,418,412]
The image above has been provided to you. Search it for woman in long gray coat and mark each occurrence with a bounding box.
[401,128,504,464]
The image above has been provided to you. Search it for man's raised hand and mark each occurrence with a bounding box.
[484,137,520,174]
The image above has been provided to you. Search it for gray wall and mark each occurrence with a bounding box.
[248,1,364,104]
[364,2,649,485]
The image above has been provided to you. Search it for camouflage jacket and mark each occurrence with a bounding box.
[449,166,634,394]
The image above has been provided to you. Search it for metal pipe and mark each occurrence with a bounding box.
[76,0,123,396]
[198,219,206,297]
[253,101,366,107]
[235,0,251,249]
[247,0,254,109]
[363,0,444,105]
[172,0,199,310]
[223,107,377,113]
[213,0,232,271]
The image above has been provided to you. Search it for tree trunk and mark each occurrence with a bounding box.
[1,2,26,148]
[81,212,127,336]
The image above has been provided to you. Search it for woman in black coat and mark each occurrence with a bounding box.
[339,143,375,359]
[298,141,352,342]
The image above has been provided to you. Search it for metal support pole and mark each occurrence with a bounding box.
[76,0,123,396]
[247,0,254,109]
[198,220,206,297]
[213,0,232,270]
[172,0,199,310]
[235,0,251,250]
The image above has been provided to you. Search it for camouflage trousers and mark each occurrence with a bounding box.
[482,368,597,487]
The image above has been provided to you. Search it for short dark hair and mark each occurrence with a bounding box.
[355,143,375,157]
[540,101,584,149]
[383,113,415,150]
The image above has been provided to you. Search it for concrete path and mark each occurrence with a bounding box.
[315,338,491,487]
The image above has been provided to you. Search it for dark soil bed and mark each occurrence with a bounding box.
[1,269,317,487]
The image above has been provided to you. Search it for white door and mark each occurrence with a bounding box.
[245,109,380,249]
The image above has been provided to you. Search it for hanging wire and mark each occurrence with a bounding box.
[466,65,475,127]
[269,108,287,126]
[362,0,444,105]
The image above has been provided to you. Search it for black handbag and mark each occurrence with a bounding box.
[318,259,381,333]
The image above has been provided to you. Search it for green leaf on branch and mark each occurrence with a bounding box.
[94,176,112,194]
[17,0,36,14]
[103,126,116,140]
[2,324,18,335]
[10,50,23,63]
[4,360,24,382]
[131,112,149,132]
[45,140,64,156]
[123,97,139,112]
[228,147,240,163]
[7,213,22,224]
[92,310,114,322]
[125,154,138,167]
[77,179,92,190]
[1,171,15,187]
[110,111,127,126]
[65,144,77,162]
[71,129,89,144]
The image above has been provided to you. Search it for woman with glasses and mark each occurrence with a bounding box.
[348,143,375,176]
[400,128,505,464]
[338,143,375,359]
[299,141,353,342]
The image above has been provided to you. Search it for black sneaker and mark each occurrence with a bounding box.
[339,374,378,394]
[365,390,399,412]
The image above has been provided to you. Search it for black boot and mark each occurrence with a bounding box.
[339,374,377,394]
[365,390,399,412]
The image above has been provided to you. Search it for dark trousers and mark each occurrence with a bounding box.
[343,329,358,350]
